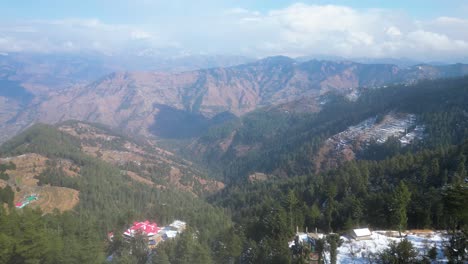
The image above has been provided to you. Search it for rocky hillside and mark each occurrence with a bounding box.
[1,56,468,142]
[32,58,468,138]
[0,53,252,91]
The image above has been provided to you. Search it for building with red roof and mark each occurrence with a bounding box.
[123,220,160,237]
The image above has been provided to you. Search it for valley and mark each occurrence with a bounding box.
[1,2,468,263]
[0,57,467,264]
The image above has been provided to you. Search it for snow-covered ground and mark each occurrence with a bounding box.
[325,113,425,156]
[336,231,447,263]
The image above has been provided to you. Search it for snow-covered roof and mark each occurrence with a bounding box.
[353,228,372,237]
[169,220,186,229]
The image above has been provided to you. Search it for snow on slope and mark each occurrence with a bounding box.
[315,112,425,171]
[336,231,447,263]
[331,113,423,146]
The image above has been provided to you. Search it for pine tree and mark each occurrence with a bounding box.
[286,189,299,232]
[326,234,343,264]
[379,239,418,264]
[325,184,337,233]
[152,249,170,264]
[391,181,411,235]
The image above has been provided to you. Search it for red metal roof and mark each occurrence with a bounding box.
[124,220,160,237]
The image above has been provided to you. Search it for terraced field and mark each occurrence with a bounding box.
[0,153,79,213]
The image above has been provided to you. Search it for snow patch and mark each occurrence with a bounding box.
[329,113,424,151]
[336,231,447,263]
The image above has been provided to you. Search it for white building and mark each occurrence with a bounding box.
[351,228,372,240]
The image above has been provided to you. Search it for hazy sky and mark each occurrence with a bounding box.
[1,0,467,61]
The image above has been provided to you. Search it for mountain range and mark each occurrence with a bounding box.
[1,54,467,263]
[1,55,468,143]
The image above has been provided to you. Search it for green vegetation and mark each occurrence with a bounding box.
[0,124,233,263]
[0,161,15,180]
[378,239,419,264]
[1,76,468,262]
[210,140,468,262]
[0,185,14,208]
[0,207,103,263]
[193,76,468,182]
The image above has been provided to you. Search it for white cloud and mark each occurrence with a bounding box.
[386,26,402,37]
[0,3,467,61]
[0,18,177,55]
[131,30,152,40]
[227,4,468,60]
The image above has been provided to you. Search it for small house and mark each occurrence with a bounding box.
[351,228,372,240]
[169,220,186,232]
[164,230,178,239]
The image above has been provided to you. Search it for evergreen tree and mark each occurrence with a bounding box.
[286,189,299,232]
[378,239,419,264]
[445,231,467,263]
[152,250,171,264]
[391,181,411,235]
[325,184,337,233]
[326,234,343,264]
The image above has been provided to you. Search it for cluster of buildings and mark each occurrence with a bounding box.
[109,220,187,249]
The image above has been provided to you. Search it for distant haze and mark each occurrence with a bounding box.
[0,1,468,62]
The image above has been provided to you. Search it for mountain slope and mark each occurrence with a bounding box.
[56,121,224,195]
[187,76,468,181]
[209,139,468,263]
[0,122,234,263]
[0,53,253,91]
[0,120,223,197]
[28,58,468,140]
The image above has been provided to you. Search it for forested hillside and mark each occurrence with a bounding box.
[188,76,468,182]
[3,0,468,262]
[0,76,467,263]
[0,124,237,263]
[210,140,468,263]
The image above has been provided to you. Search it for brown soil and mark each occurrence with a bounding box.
[32,186,79,213]
[1,153,80,213]
[126,171,155,186]
[408,229,435,234]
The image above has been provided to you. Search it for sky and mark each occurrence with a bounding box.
[1,0,468,61]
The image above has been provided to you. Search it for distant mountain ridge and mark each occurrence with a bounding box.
[34,57,468,137]
[0,53,253,91]
[1,55,468,142]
